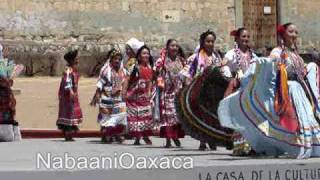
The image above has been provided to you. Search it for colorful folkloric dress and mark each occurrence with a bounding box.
[182,49,230,79]
[0,78,21,141]
[224,48,257,78]
[97,64,127,137]
[0,48,23,141]
[224,48,257,155]
[177,49,234,148]
[126,65,154,137]
[57,67,83,132]
[155,53,185,139]
[218,47,320,159]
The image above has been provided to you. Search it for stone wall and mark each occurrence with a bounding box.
[0,0,236,76]
[1,0,318,76]
[279,0,320,52]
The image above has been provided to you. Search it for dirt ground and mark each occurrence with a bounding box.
[13,77,100,130]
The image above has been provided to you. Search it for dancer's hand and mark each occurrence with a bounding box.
[70,90,76,99]
[112,89,121,97]
[90,92,100,106]
[303,66,308,77]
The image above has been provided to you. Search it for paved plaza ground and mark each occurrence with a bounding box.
[1,137,320,180]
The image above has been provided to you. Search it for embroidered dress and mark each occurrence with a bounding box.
[0,55,23,141]
[181,49,230,79]
[155,54,185,139]
[224,48,257,77]
[224,48,257,155]
[176,49,234,147]
[0,78,20,141]
[218,49,320,158]
[126,65,154,137]
[97,64,127,136]
[57,67,83,131]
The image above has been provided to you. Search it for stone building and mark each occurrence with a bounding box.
[0,0,318,75]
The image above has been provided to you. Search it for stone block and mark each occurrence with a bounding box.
[161,10,180,23]
[122,1,130,11]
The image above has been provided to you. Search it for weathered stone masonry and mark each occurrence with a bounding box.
[0,0,319,76]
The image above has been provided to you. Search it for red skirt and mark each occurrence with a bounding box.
[57,95,83,128]
[126,97,153,138]
[160,124,185,139]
